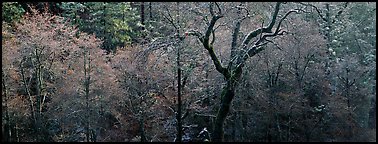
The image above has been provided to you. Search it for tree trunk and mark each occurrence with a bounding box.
[212,77,239,142]
[140,117,147,142]
[175,37,182,142]
[232,113,236,141]
[140,2,145,30]
[33,46,44,141]
[2,71,11,142]
[149,2,152,20]
[102,2,110,52]
[175,2,183,142]
[84,48,91,142]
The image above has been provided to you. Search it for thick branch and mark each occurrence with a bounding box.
[266,2,282,30]
[205,45,228,77]
[204,15,223,44]
[199,5,227,77]
[298,2,327,22]
[272,9,299,35]
[230,3,243,63]
[215,2,222,15]
[187,30,204,43]
[209,2,222,17]
[240,2,282,49]
[236,8,300,69]
[211,29,216,45]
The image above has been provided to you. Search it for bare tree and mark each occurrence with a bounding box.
[186,2,306,141]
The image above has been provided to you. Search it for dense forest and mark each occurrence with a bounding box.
[2,2,376,142]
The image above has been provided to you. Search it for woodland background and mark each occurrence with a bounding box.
[2,2,376,142]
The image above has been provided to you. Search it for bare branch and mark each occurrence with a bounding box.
[209,2,215,16]
[228,3,251,69]
[240,2,282,49]
[332,2,349,23]
[265,39,282,50]
[47,52,56,71]
[186,29,204,42]
[205,45,228,77]
[214,22,229,31]
[298,2,327,22]
[181,108,190,120]
[255,41,270,48]
[337,75,347,85]
[211,29,216,45]
[230,3,243,58]
[266,2,282,30]
[259,20,265,41]
[169,106,176,113]
[235,5,250,18]
[274,63,283,86]
[195,113,216,118]
[204,15,223,44]
[195,4,227,77]
[300,53,315,82]
[273,9,300,36]
[215,2,222,14]
[209,2,222,17]
[234,40,269,70]
[231,21,241,52]
[239,7,299,66]
[161,10,179,31]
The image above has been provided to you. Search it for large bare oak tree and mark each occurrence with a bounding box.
[186,2,305,141]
